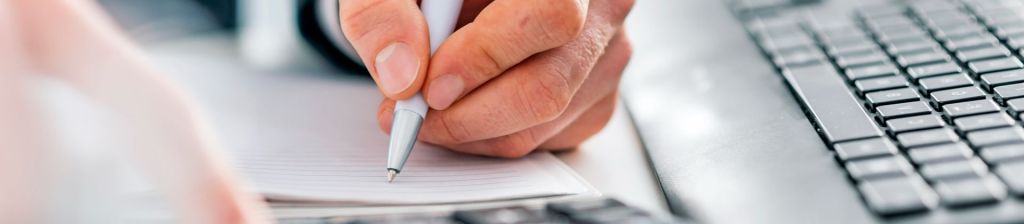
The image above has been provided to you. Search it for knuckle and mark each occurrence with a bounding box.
[520,67,573,123]
[532,0,586,45]
[492,132,540,158]
[432,113,474,144]
[340,0,401,40]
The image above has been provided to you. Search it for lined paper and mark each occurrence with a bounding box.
[172,69,591,204]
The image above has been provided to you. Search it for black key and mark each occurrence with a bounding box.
[547,198,626,218]
[846,63,900,80]
[967,126,1024,147]
[836,51,889,68]
[897,127,960,148]
[980,69,1024,88]
[954,113,1015,132]
[956,46,1011,62]
[1008,98,1024,114]
[867,88,920,106]
[783,65,884,142]
[858,177,939,215]
[930,86,986,104]
[876,101,932,119]
[908,142,974,164]
[566,206,652,224]
[944,35,1000,51]
[920,158,990,181]
[774,47,826,68]
[980,143,1024,164]
[969,57,1024,74]
[845,156,915,180]
[834,138,899,161]
[943,99,1001,118]
[934,175,1008,207]
[908,62,963,79]
[994,83,1024,100]
[453,207,555,224]
[995,162,1024,196]
[918,73,974,92]
[887,114,946,133]
[856,76,909,93]
[897,51,950,68]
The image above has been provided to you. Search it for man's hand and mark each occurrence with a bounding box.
[341,0,635,157]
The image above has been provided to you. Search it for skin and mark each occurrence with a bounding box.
[2,0,268,222]
[341,0,636,158]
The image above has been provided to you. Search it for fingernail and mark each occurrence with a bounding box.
[427,74,464,109]
[375,42,419,96]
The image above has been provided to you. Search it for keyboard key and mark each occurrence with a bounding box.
[908,62,963,79]
[858,177,939,215]
[918,73,974,92]
[1008,98,1024,114]
[994,83,1024,100]
[887,114,946,133]
[943,99,1001,118]
[930,86,986,104]
[836,51,889,68]
[967,126,1024,147]
[897,51,950,67]
[898,127,960,148]
[565,206,652,224]
[846,63,900,80]
[995,161,1024,196]
[934,175,1008,207]
[774,47,827,68]
[855,76,909,93]
[547,198,626,219]
[920,158,990,181]
[834,138,899,161]
[909,142,974,164]
[876,101,932,119]
[828,42,878,57]
[846,156,915,180]
[969,57,1024,74]
[867,88,920,106]
[980,69,1024,88]
[453,207,554,224]
[783,65,884,142]
[956,46,1011,62]
[761,35,816,53]
[887,41,940,55]
[944,35,1000,51]
[954,113,1015,132]
[980,143,1024,164]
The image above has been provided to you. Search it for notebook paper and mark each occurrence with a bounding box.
[167,65,592,204]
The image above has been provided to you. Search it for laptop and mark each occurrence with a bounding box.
[621,0,1024,223]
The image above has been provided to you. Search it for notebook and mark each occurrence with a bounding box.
[166,61,595,205]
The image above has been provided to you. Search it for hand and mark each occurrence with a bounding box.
[1,0,268,222]
[340,0,635,157]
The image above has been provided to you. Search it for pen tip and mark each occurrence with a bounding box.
[386,169,397,183]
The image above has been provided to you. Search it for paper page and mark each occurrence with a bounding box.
[166,64,591,204]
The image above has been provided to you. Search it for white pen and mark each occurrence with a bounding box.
[387,0,463,183]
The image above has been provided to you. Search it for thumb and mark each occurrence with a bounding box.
[340,0,430,100]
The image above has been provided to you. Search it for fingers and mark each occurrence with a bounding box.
[538,93,617,150]
[339,0,430,99]
[436,32,631,157]
[417,1,634,145]
[12,1,270,222]
[422,0,589,109]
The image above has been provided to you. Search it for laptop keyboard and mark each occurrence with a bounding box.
[740,0,1024,216]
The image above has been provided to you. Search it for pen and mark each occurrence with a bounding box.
[387,0,463,183]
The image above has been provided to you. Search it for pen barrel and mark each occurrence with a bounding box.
[387,109,425,171]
